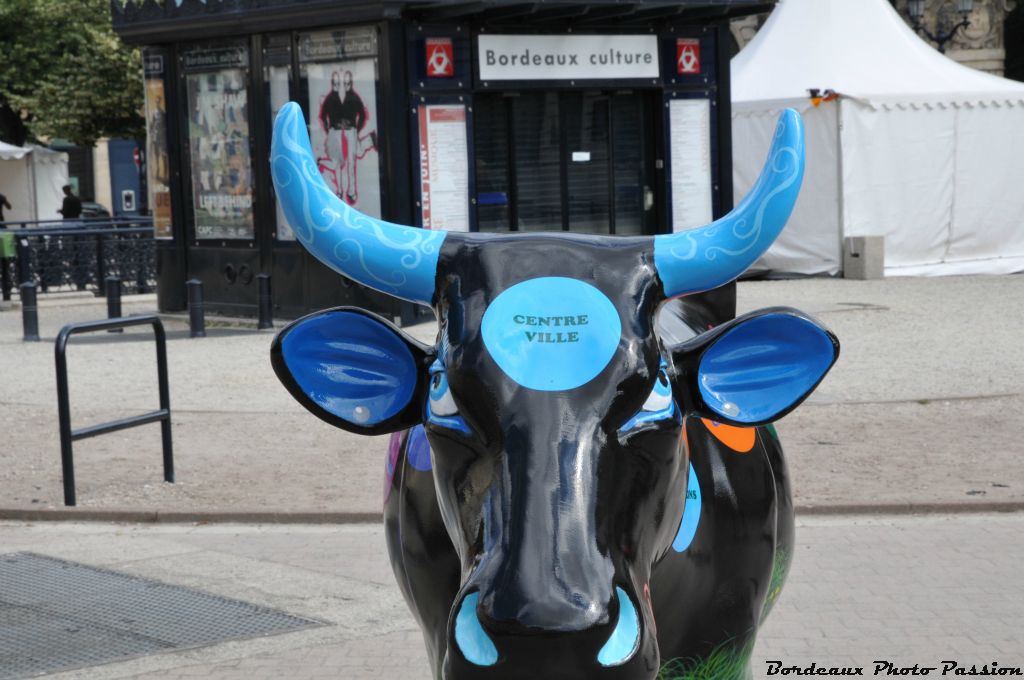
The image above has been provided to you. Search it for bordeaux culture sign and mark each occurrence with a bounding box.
[477,34,660,81]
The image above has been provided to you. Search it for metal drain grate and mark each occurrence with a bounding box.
[0,552,323,679]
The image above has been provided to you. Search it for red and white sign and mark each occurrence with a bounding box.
[426,37,454,78]
[676,39,701,75]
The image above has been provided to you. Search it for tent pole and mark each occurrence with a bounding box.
[29,150,39,222]
[941,108,958,263]
[836,98,846,277]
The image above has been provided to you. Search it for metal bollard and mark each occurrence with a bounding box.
[20,281,39,342]
[257,273,273,330]
[106,276,123,333]
[15,237,31,285]
[1,257,10,302]
[187,278,206,338]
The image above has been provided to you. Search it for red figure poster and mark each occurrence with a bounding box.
[300,29,381,218]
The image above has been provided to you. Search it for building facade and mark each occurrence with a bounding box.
[112,0,773,322]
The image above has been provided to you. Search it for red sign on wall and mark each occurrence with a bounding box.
[426,38,455,78]
[676,39,701,75]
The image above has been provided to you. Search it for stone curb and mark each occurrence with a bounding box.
[1,502,1022,524]
[0,293,159,311]
[0,509,384,524]
[793,501,1024,515]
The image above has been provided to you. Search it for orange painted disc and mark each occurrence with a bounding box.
[701,418,756,453]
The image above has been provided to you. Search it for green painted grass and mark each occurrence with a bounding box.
[657,639,754,680]
[761,546,791,620]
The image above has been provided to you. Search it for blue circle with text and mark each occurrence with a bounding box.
[481,277,621,391]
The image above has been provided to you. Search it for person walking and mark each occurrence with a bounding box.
[0,191,12,298]
[0,191,11,225]
[56,185,87,289]
[58,185,82,220]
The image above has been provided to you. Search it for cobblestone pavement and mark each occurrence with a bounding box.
[1,512,1020,679]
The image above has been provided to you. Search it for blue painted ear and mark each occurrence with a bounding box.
[271,307,432,435]
[670,307,839,426]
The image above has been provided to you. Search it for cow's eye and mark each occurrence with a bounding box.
[619,363,677,433]
[426,359,471,434]
[429,368,459,416]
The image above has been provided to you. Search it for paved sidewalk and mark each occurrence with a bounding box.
[0,513,1020,679]
[0,275,1023,517]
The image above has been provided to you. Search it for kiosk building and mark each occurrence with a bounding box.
[112,0,773,321]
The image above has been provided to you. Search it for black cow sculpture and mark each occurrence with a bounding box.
[269,102,839,680]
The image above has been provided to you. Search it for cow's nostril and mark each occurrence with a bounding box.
[597,587,640,667]
[454,592,498,666]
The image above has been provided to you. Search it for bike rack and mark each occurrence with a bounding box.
[55,314,174,507]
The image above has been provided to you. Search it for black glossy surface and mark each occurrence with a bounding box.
[431,235,662,678]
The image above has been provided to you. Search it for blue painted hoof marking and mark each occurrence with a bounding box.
[672,462,701,552]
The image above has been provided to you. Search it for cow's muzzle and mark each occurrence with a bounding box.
[447,587,649,678]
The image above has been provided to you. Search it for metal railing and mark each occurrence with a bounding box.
[55,314,174,507]
[1,217,157,300]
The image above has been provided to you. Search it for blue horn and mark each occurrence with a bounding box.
[270,102,445,304]
[654,109,805,298]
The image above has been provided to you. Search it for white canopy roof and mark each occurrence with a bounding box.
[732,0,1024,107]
[0,141,31,161]
[0,141,64,162]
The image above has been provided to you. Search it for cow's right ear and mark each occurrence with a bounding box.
[271,307,433,436]
[669,307,839,427]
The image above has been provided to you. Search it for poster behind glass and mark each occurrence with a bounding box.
[419,104,470,231]
[143,50,172,239]
[669,98,713,232]
[183,44,254,240]
[299,28,381,218]
[264,38,295,241]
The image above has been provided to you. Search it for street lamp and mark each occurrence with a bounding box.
[907,0,974,53]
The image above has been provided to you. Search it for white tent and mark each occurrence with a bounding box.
[731,0,1024,276]
[0,141,69,224]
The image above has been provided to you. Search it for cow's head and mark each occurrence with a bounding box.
[269,102,838,678]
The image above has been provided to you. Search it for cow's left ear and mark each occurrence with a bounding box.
[670,307,839,427]
[271,307,433,436]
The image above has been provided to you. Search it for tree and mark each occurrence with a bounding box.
[0,0,144,147]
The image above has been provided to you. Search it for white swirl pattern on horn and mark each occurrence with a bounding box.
[654,109,804,298]
[271,102,445,303]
